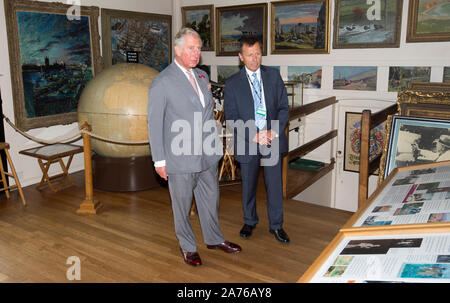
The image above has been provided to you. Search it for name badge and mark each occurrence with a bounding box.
[256,108,266,117]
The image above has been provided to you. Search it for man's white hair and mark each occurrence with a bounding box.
[174,27,202,49]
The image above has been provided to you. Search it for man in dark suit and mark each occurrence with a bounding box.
[147,28,241,267]
[224,37,290,244]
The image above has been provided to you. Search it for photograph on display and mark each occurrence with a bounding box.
[444,67,450,82]
[4,0,102,130]
[271,0,330,54]
[388,66,431,92]
[101,9,171,72]
[384,116,450,178]
[288,66,322,89]
[333,0,403,48]
[344,112,386,173]
[333,66,377,91]
[407,0,450,42]
[182,5,214,51]
[216,3,267,56]
[400,263,450,279]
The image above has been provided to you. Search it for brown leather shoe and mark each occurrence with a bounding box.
[180,248,202,266]
[206,240,242,253]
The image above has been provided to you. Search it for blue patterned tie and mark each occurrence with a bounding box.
[252,73,265,129]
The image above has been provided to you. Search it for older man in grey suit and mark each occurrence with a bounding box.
[147,28,241,266]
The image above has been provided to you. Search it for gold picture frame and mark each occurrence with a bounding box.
[101,8,172,71]
[270,0,331,54]
[409,81,450,92]
[181,5,214,51]
[406,0,450,43]
[216,3,268,57]
[4,0,102,131]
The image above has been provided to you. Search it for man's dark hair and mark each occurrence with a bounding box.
[239,36,261,53]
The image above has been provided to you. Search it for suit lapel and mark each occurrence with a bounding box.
[171,63,203,110]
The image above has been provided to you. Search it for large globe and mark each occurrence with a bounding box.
[78,63,158,158]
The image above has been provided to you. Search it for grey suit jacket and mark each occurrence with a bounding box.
[147,62,222,174]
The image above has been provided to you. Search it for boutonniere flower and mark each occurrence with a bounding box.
[199,75,206,79]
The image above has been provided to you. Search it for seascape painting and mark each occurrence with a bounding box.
[333,66,377,91]
[334,0,402,48]
[216,4,267,56]
[388,66,431,92]
[288,66,322,89]
[110,17,170,71]
[17,11,93,119]
[272,0,329,54]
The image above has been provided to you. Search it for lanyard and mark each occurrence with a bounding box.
[246,72,263,101]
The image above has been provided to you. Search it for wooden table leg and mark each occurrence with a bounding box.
[37,159,57,192]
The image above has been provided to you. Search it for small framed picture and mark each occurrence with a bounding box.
[181,5,214,51]
[383,116,450,179]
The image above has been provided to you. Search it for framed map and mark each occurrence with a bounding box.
[101,8,172,71]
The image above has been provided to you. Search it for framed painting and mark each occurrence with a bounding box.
[388,66,431,92]
[4,0,102,131]
[333,0,403,49]
[333,66,377,91]
[101,8,171,72]
[271,0,331,54]
[216,3,268,56]
[181,5,214,51]
[445,67,450,82]
[407,0,450,43]
[217,65,241,84]
[382,115,450,179]
[344,112,386,173]
[288,66,322,89]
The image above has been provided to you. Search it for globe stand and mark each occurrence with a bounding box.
[92,154,161,192]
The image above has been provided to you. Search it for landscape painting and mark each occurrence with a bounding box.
[182,5,214,51]
[333,66,377,91]
[271,0,330,54]
[102,9,171,72]
[444,67,450,82]
[388,66,431,92]
[333,0,403,48]
[407,0,450,42]
[217,65,241,84]
[216,3,267,56]
[288,66,322,88]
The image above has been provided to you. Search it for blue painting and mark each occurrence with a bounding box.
[288,66,322,88]
[333,66,377,91]
[17,11,93,118]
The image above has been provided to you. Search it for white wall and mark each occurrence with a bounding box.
[0,0,172,187]
[173,0,450,211]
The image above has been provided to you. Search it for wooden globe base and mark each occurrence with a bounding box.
[92,154,161,192]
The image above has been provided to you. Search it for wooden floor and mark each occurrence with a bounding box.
[0,171,352,283]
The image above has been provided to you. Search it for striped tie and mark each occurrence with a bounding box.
[252,73,265,129]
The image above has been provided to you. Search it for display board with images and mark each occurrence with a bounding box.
[345,161,450,228]
[302,227,450,283]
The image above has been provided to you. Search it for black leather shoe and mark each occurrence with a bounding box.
[240,224,255,239]
[270,228,290,244]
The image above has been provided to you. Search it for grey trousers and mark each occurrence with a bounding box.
[168,164,225,252]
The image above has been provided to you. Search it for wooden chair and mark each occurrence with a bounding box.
[0,142,26,205]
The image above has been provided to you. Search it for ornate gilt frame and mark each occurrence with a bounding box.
[378,89,450,184]
[4,0,102,131]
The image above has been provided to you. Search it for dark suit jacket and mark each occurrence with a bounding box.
[224,66,289,164]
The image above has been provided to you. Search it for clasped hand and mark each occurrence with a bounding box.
[252,130,277,146]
